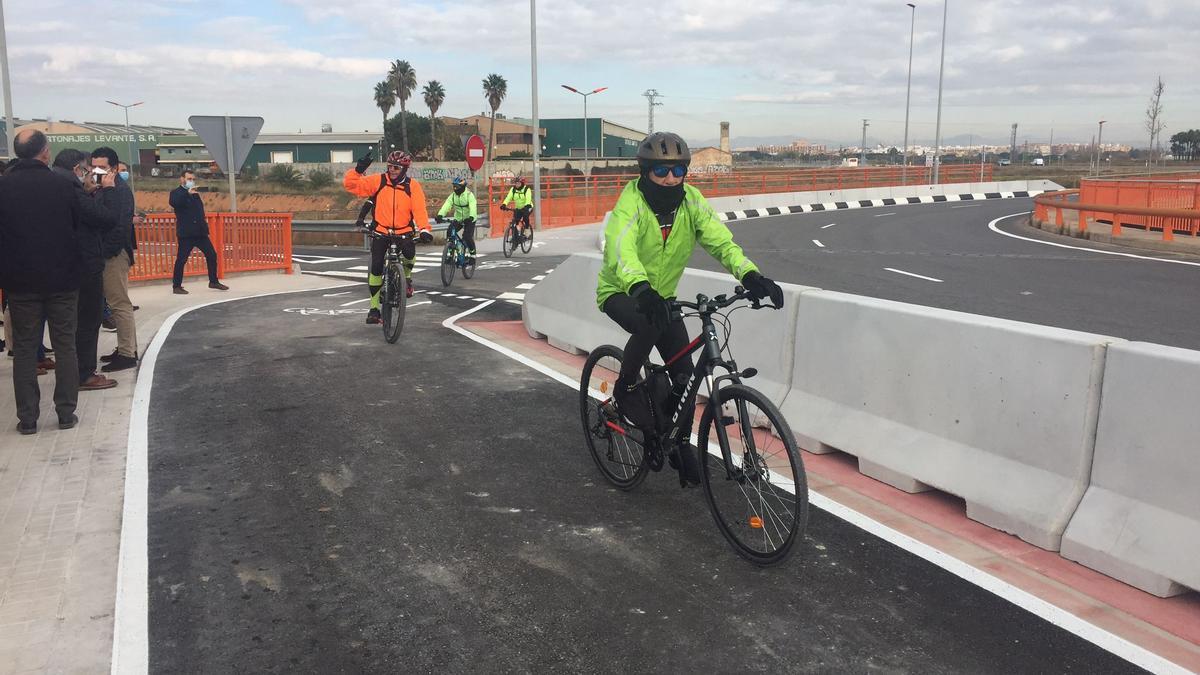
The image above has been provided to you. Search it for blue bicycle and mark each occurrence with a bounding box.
[440,219,477,287]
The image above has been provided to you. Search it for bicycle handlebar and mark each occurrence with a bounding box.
[669,287,779,313]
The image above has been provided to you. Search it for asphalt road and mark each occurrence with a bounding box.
[692,199,1200,349]
[144,288,1140,673]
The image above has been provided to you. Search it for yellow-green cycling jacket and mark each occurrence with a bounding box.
[596,180,758,310]
[502,185,533,210]
[437,190,478,221]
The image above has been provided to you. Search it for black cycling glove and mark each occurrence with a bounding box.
[434,215,445,223]
[742,271,784,308]
[354,153,373,174]
[418,230,433,243]
[463,217,475,226]
[630,281,670,332]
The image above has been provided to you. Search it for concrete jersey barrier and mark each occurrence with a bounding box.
[1060,342,1200,597]
[777,290,1118,551]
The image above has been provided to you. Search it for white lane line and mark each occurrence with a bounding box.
[988,212,1200,269]
[951,204,983,209]
[812,239,825,248]
[293,256,360,265]
[322,291,352,297]
[515,283,536,290]
[885,267,944,283]
[497,292,525,300]
[874,212,898,217]
[408,300,432,307]
[441,300,1191,675]
[531,275,547,280]
[114,282,358,675]
[821,223,837,229]
[347,265,369,271]
[339,297,371,307]
[426,290,442,295]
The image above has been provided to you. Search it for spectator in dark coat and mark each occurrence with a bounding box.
[0,129,83,433]
[169,169,228,294]
[50,149,119,390]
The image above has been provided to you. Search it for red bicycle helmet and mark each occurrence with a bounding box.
[386,150,412,168]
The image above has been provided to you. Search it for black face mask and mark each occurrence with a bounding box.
[638,173,686,218]
[454,186,465,195]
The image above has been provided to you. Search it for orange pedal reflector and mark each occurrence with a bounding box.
[749,516,763,529]
[600,381,609,393]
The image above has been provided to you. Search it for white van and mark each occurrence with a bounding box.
[1030,158,1045,166]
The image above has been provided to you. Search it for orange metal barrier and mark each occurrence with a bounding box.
[1074,176,1200,239]
[130,213,293,282]
[1034,189,1200,241]
[486,164,994,236]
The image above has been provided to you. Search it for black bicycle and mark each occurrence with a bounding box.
[501,206,534,258]
[578,287,808,565]
[440,219,476,287]
[364,230,409,343]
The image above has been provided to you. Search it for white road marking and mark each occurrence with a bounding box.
[874,212,897,217]
[322,291,352,297]
[442,299,1192,675]
[340,297,371,307]
[497,292,525,300]
[347,265,369,271]
[292,255,359,265]
[885,267,944,283]
[812,239,825,248]
[951,204,983,209]
[988,212,1200,269]
[515,283,536,290]
[821,223,837,229]
[531,275,547,280]
[408,300,432,307]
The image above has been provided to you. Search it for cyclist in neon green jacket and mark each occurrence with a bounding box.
[596,131,784,437]
[435,177,478,262]
[499,176,533,244]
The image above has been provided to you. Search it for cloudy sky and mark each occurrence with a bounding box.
[6,0,1199,147]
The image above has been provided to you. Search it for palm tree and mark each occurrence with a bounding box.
[422,80,446,160]
[373,80,395,154]
[482,73,507,162]
[388,60,417,153]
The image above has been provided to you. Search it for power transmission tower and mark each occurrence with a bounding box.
[642,89,663,133]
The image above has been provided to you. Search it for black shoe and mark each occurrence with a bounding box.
[671,444,702,488]
[365,308,381,325]
[101,354,138,372]
[58,414,78,430]
[100,349,137,364]
[173,286,189,295]
[209,282,230,291]
[101,317,117,331]
[17,421,36,435]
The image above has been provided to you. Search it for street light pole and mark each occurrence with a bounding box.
[106,100,144,174]
[561,84,607,177]
[530,0,541,230]
[860,119,869,165]
[1096,119,1106,173]
[902,2,916,184]
[932,0,948,184]
[0,1,15,160]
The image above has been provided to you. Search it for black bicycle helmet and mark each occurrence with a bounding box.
[637,131,691,170]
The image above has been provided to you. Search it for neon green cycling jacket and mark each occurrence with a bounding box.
[596,179,758,310]
[437,189,478,221]
[502,185,533,210]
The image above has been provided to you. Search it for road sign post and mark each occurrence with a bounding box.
[465,134,486,233]
[189,115,264,213]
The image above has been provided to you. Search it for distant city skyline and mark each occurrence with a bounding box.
[5,0,1197,148]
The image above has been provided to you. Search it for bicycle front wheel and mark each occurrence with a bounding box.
[579,345,648,490]
[381,265,406,344]
[502,225,515,258]
[440,241,456,287]
[462,253,476,279]
[697,384,808,565]
[520,226,533,253]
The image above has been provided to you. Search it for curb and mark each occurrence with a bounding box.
[720,190,1040,222]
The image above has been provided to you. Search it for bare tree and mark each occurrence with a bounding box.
[1145,76,1165,173]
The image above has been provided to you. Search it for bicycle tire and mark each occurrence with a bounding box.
[697,384,808,565]
[502,225,515,258]
[462,253,476,279]
[520,226,533,253]
[440,240,456,287]
[381,265,406,344]
[579,345,649,490]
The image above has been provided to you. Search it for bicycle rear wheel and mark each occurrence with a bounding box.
[697,384,807,565]
[381,265,406,344]
[579,345,648,490]
[520,226,533,253]
[440,241,456,287]
[502,225,515,258]
[462,254,476,279]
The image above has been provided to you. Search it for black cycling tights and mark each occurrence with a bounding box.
[602,292,692,388]
[369,235,416,276]
[512,206,532,231]
[453,220,477,252]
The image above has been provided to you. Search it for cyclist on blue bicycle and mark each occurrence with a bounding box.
[596,131,784,439]
[434,176,478,262]
[344,150,433,324]
[499,176,533,243]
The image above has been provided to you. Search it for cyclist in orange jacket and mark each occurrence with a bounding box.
[344,150,433,324]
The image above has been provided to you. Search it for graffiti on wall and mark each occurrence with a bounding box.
[689,164,733,174]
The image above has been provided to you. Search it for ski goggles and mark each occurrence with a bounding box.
[650,164,688,179]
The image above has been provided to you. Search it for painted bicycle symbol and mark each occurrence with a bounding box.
[283,307,369,316]
[476,260,529,270]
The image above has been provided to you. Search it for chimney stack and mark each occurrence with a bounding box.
[720,122,730,153]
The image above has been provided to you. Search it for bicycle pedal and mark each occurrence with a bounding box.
[720,415,735,426]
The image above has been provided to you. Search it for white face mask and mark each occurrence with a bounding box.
[184,180,196,190]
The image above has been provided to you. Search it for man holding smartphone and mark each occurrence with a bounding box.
[90,147,138,372]
[169,169,227,294]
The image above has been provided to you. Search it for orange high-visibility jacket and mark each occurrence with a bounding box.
[343,169,431,235]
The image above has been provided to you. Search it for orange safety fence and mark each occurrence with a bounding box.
[129,213,293,282]
[486,164,994,236]
[1034,189,1200,241]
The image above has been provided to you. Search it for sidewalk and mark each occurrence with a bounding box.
[0,271,349,674]
[1031,212,1200,257]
